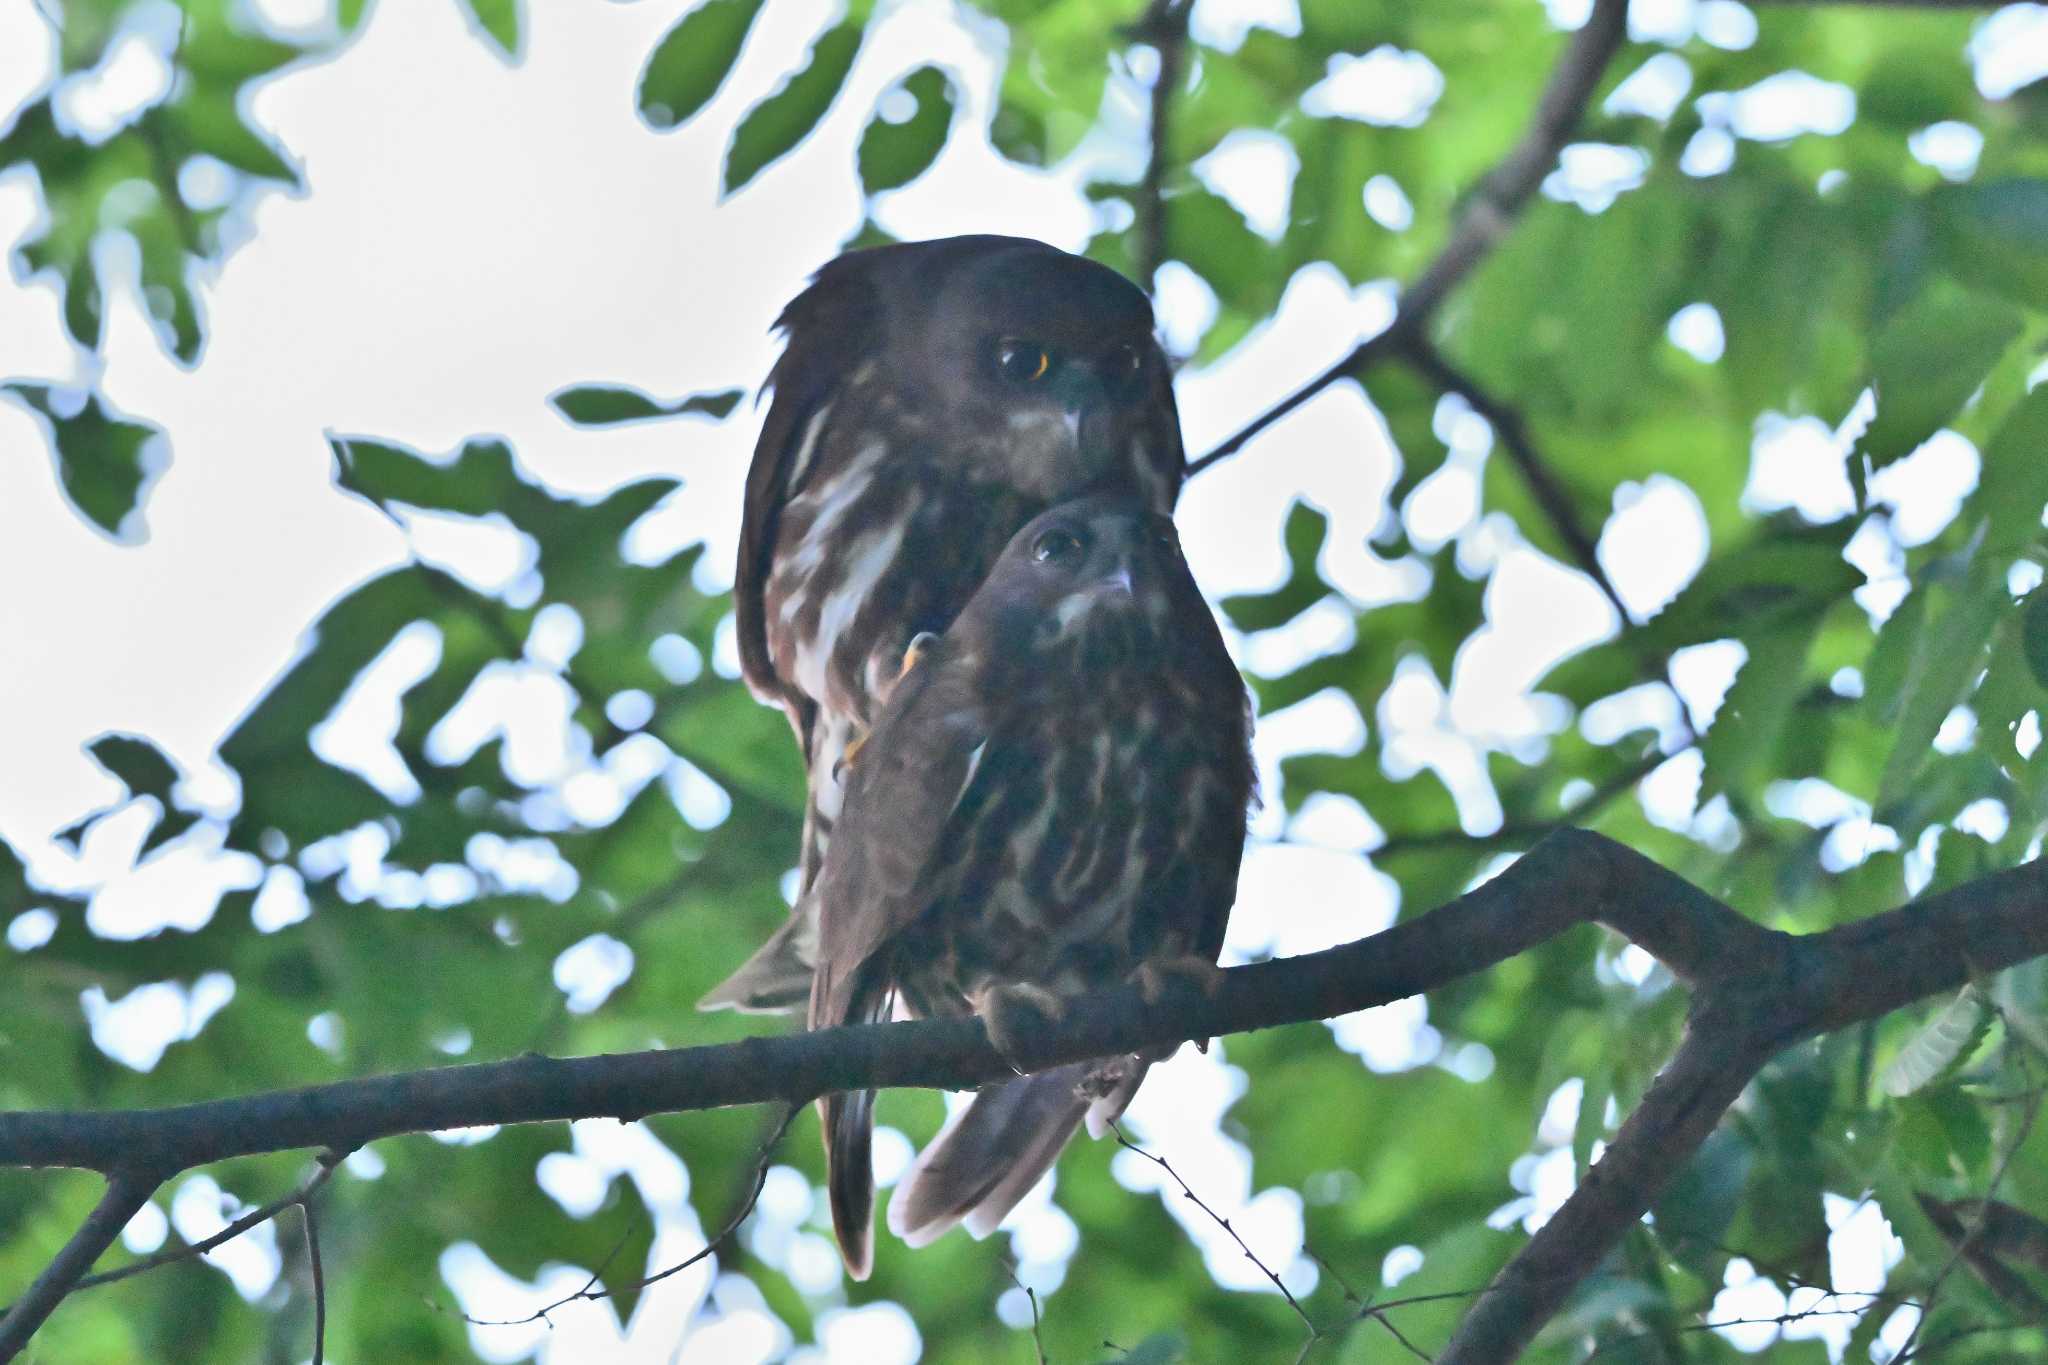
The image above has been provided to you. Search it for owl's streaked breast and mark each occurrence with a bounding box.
[896,670,1250,1002]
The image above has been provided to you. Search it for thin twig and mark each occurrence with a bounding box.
[15,1152,345,1302]
[1187,0,1629,475]
[1368,738,1679,861]
[1003,1261,1049,1365]
[1110,1123,1314,1334]
[1397,333,1633,625]
[302,1197,327,1365]
[1129,0,1191,292]
[0,1169,159,1361]
[459,1102,799,1327]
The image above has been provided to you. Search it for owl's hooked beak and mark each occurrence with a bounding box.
[1049,364,1115,461]
[1100,562,1134,596]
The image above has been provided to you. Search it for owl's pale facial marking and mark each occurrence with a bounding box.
[1000,504,1189,646]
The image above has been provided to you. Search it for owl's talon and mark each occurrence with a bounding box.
[1133,956,1225,1054]
[832,731,870,783]
[973,981,1067,1075]
[898,631,939,681]
[1133,955,1225,1006]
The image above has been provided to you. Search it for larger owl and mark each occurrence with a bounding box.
[805,498,1255,1277]
[700,236,1186,1013]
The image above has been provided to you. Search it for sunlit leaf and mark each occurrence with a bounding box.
[458,0,521,59]
[1884,986,1990,1097]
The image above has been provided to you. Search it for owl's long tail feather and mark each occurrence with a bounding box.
[819,970,895,1280]
[821,1086,877,1279]
[888,1059,1147,1247]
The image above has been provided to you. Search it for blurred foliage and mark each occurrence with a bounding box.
[6,0,2048,1362]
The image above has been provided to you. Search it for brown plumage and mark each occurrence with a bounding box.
[804,498,1254,1278]
[700,236,1186,1014]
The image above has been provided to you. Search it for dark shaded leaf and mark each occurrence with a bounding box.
[548,384,744,427]
[1863,284,2022,467]
[1221,500,1330,633]
[7,385,163,541]
[857,66,955,194]
[1932,179,2048,311]
[723,20,864,194]
[1700,613,1821,799]
[637,0,767,130]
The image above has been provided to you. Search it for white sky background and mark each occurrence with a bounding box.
[1,0,2041,1358]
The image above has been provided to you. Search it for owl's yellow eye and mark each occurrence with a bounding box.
[1032,527,1086,564]
[995,339,1053,383]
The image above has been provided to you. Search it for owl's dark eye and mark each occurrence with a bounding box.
[1150,523,1179,556]
[995,339,1053,384]
[1111,344,1145,378]
[1032,527,1087,565]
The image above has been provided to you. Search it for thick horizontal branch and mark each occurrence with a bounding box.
[1,832,2040,1181]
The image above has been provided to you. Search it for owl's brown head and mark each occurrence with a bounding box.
[772,236,1183,506]
[956,496,1202,673]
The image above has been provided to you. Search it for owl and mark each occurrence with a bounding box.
[699,236,1186,1014]
[804,498,1255,1278]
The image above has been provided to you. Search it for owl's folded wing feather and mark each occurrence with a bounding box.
[806,644,988,1031]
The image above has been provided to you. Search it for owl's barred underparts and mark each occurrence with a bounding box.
[701,235,1187,1015]
[804,499,1255,1277]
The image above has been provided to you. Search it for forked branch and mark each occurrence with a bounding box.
[2,832,2044,1358]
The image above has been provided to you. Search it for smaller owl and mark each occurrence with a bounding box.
[805,497,1254,1278]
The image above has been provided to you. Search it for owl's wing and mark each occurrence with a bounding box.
[734,382,826,722]
[734,256,885,727]
[806,645,988,1032]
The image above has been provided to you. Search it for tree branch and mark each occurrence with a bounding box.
[0,1170,159,1362]
[2,834,2044,1356]
[1129,0,1191,293]
[1186,0,1629,476]
[1396,332,1634,625]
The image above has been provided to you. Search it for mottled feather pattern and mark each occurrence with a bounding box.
[806,499,1254,1275]
[705,236,1190,1014]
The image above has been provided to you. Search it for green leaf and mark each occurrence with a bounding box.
[2025,590,2048,692]
[547,384,744,427]
[1653,1128,1753,1247]
[1876,557,2011,811]
[1994,960,2048,1059]
[1700,614,1822,798]
[857,66,955,195]
[7,385,163,541]
[1116,1333,1186,1365]
[1932,179,2048,312]
[86,734,180,804]
[637,0,767,131]
[1862,284,2022,467]
[723,21,864,194]
[458,0,521,60]
[1220,501,1330,634]
[1883,986,1989,1097]
[57,733,200,858]
[1978,385,2048,560]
